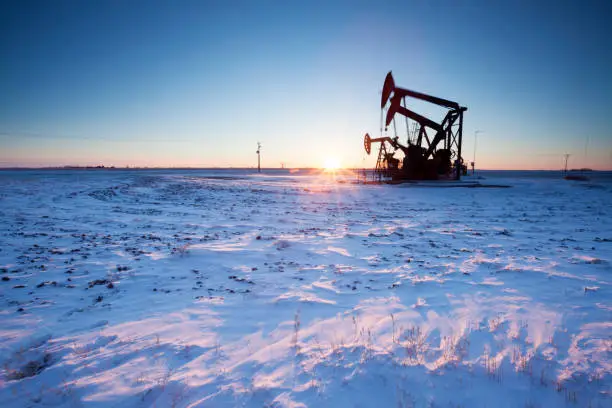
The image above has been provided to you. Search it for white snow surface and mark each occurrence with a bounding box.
[0,169,611,407]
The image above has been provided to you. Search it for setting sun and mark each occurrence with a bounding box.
[323,157,341,171]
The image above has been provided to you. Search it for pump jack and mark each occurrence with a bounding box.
[363,72,468,180]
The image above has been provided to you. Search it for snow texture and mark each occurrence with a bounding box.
[0,169,610,407]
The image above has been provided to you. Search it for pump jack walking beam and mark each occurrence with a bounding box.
[381,72,460,110]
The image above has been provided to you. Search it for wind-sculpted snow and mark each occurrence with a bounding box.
[0,170,610,407]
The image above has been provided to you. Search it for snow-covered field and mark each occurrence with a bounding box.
[0,169,610,407]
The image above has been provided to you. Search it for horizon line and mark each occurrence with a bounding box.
[0,166,609,172]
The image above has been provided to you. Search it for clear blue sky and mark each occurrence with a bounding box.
[1,0,611,169]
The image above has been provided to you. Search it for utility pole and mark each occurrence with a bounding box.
[584,135,590,168]
[563,153,570,173]
[472,130,483,176]
[256,142,261,173]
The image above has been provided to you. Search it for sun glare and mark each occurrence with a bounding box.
[323,157,341,172]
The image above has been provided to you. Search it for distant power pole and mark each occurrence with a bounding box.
[563,153,570,173]
[472,130,483,176]
[256,142,261,173]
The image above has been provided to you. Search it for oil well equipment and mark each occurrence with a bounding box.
[363,72,468,181]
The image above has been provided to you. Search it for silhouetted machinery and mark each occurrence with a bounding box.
[364,72,468,181]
